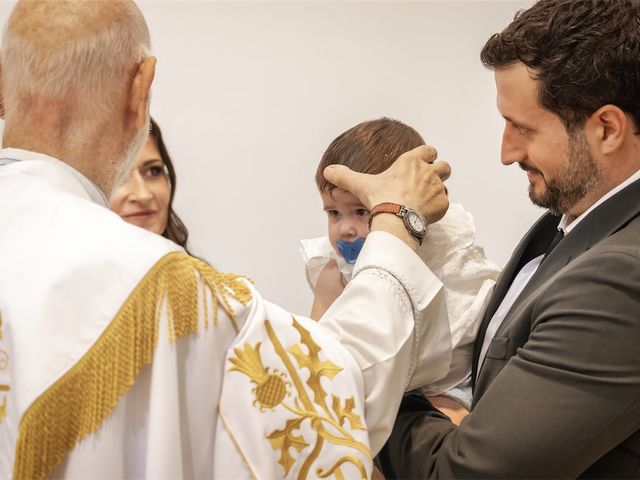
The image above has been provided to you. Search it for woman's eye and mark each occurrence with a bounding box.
[355,208,370,217]
[144,165,165,178]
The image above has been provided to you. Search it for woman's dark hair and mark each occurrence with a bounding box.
[480,0,640,133]
[149,117,190,250]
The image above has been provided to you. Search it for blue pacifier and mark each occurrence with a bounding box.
[337,237,366,264]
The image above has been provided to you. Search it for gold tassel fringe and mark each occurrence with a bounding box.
[13,252,252,480]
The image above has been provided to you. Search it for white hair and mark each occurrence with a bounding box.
[1,0,151,131]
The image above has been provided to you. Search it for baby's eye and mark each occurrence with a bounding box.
[355,208,370,217]
[326,209,341,218]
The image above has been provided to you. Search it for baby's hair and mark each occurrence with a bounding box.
[315,117,425,193]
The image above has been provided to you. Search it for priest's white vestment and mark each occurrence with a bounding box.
[0,149,452,479]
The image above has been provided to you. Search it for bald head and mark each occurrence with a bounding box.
[3,0,150,113]
[1,0,154,195]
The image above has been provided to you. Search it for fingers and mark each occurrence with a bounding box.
[412,144,438,164]
[323,164,368,199]
[430,161,451,182]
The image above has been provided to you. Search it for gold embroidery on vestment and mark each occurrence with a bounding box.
[13,252,252,480]
[0,309,8,427]
[228,317,371,479]
[0,396,7,425]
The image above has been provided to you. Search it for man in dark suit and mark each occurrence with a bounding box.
[378,0,640,477]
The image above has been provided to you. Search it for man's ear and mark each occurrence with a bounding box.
[586,104,627,155]
[128,56,156,129]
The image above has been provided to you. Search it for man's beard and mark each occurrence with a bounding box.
[111,117,151,190]
[526,129,601,215]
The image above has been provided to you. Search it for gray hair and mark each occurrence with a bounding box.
[2,0,151,130]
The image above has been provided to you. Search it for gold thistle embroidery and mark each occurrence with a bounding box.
[229,317,370,479]
[229,342,290,410]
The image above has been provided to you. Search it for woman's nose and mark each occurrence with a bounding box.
[129,174,153,202]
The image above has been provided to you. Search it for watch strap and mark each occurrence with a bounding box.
[368,202,402,229]
[368,202,426,245]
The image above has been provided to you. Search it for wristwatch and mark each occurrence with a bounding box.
[368,202,427,245]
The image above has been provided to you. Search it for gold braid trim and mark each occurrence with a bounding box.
[13,252,252,480]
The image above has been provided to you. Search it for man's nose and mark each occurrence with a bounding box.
[501,126,527,166]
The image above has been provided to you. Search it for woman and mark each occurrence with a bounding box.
[109,117,189,250]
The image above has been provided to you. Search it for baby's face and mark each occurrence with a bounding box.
[320,188,370,255]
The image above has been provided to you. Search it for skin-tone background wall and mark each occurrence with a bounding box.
[0,0,538,315]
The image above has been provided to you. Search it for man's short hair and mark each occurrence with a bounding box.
[315,117,425,193]
[480,0,640,133]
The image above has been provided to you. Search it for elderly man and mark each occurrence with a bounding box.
[0,1,453,479]
[379,0,640,477]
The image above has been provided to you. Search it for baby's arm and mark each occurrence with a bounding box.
[310,259,345,320]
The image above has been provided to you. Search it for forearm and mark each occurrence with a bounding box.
[381,251,640,478]
[319,231,451,453]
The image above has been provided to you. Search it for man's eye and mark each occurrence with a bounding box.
[355,209,370,217]
[511,122,528,135]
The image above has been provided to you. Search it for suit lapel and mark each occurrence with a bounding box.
[472,177,640,390]
[495,177,640,338]
[471,212,559,386]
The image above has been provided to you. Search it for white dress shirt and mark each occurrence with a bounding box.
[477,168,640,377]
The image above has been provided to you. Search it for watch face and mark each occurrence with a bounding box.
[406,211,425,232]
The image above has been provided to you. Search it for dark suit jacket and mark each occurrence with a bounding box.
[378,177,640,478]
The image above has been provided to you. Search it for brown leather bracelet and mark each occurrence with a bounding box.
[368,202,427,245]
[368,202,402,230]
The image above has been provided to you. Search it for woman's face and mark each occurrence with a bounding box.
[109,136,171,235]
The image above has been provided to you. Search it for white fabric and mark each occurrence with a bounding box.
[299,236,355,287]
[0,149,454,477]
[0,147,108,206]
[301,202,500,401]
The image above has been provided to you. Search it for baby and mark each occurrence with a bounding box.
[300,118,501,408]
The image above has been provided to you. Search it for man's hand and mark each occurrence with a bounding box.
[323,145,451,226]
[310,260,345,320]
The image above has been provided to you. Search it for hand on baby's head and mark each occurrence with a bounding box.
[323,145,450,226]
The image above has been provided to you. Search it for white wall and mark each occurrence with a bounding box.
[1,0,542,314]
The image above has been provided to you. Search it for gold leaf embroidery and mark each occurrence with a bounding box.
[0,397,6,425]
[288,319,343,413]
[229,317,371,479]
[317,455,367,480]
[331,396,366,431]
[267,417,310,476]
